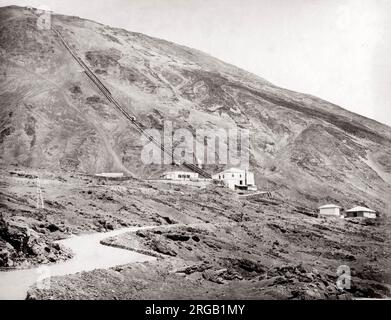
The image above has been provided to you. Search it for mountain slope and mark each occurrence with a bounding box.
[1,5,391,214]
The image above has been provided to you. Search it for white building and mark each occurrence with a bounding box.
[345,206,377,219]
[162,171,198,181]
[318,204,341,217]
[212,168,257,191]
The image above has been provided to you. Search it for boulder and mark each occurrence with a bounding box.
[166,233,190,241]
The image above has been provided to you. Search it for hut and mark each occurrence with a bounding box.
[212,168,257,191]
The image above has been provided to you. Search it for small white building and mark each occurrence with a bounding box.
[95,172,124,178]
[318,204,341,217]
[162,171,198,181]
[212,168,257,191]
[345,206,377,219]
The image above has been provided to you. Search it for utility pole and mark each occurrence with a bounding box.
[36,177,44,209]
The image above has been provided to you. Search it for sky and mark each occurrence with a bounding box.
[1,0,390,126]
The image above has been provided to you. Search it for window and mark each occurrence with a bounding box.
[232,174,234,178]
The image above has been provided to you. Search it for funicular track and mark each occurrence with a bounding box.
[52,26,211,178]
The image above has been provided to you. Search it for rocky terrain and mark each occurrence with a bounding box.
[0,213,72,268]
[0,165,389,299]
[0,6,390,299]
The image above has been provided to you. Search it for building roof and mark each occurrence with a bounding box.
[318,204,341,209]
[346,206,376,213]
[219,167,247,174]
[163,171,198,175]
[95,172,123,177]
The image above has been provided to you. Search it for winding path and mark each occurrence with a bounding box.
[0,226,155,300]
